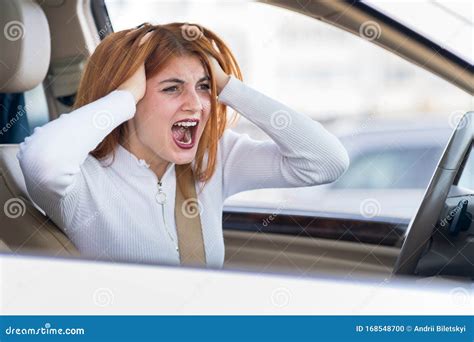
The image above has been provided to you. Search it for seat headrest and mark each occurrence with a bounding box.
[0,0,51,93]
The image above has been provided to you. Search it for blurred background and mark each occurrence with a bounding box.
[103,0,473,220]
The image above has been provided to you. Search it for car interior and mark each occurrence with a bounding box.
[0,0,472,281]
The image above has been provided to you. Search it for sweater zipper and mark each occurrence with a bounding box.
[155,180,179,253]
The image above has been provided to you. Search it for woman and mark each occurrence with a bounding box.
[17,23,349,268]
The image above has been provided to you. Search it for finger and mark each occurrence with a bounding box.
[139,30,154,46]
[124,25,153,40]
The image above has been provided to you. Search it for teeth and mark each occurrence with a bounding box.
[173,121,197,127]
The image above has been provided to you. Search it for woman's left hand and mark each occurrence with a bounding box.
[208,56,230,95]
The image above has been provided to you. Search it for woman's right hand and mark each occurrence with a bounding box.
[117,63,147,104]
[117,31,153,104]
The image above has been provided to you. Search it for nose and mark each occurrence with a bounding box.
[181,87,203,113]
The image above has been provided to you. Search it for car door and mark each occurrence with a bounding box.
[99,0,472,279]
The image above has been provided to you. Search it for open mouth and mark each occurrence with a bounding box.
[171,118,200,149]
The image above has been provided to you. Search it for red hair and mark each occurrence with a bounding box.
[74,22,243,197]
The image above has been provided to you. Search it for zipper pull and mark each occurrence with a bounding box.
[155,180,167,204]
[155,180,178,254]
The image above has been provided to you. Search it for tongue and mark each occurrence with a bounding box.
[172,126,192,143]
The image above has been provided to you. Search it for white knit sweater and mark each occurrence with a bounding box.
[17,76,349,268]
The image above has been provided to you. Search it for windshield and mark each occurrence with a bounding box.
[364,0,473,64]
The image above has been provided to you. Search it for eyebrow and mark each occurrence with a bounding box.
[158,76,210,85]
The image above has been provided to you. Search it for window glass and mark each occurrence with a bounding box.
[457,145,474,191]
[334,147,443,189]
[105,0,472,219]
[24,83,49,130]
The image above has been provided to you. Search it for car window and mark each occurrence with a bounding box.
[24,83,50,131]
[105,0,472,220]
[457,145,474,191]
[364,0,472,64]
[0,84,49,144]
[333,147,443,189]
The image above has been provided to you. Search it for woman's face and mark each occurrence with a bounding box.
[129,54,211,166]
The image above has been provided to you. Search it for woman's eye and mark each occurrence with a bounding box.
[198,83,210,90]
[163,86,178,92]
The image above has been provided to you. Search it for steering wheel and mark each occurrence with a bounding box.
[393,111,473,275]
